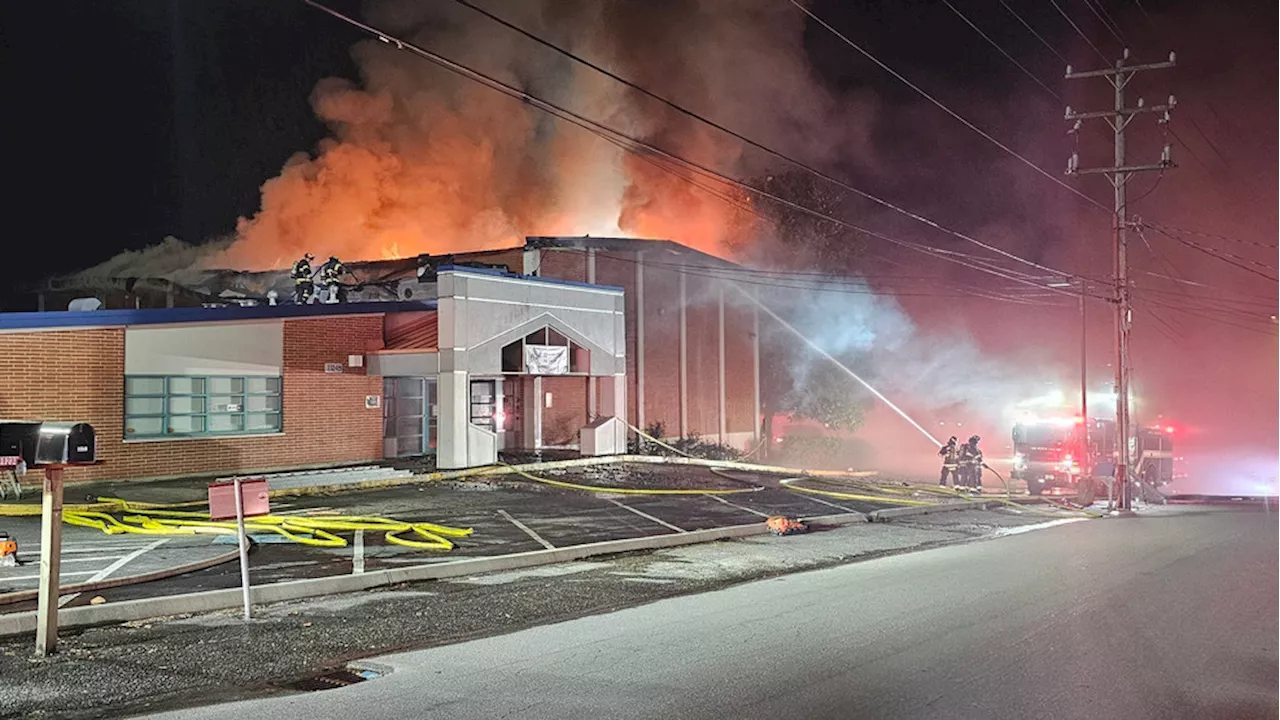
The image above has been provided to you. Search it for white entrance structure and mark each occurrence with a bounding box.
[368,267,626,469]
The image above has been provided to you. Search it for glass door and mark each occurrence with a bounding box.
[383,377,435,457]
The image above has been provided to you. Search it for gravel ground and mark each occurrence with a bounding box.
[0,507,1063,720]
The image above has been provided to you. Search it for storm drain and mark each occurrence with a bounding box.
[282,667,383,692]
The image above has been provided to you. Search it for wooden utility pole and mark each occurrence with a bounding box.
[35,467,65,656]
[1065,49,1176,510]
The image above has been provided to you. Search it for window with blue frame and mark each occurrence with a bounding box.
[124,376,282,438]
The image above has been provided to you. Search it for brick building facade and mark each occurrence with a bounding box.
[0,311,385,484]
[7,238,763,484]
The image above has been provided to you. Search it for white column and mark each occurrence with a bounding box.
[437,370,469,469]
[533,376,544,451]
[601,373,628,453]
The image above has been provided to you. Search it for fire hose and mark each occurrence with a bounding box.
[0,497,474,551]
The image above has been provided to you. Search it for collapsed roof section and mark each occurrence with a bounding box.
[28,236,739,312]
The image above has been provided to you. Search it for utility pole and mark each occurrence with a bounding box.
[1065,49,1176,511]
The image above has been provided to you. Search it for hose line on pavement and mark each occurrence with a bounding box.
[500,462,762,495]
[2,496,474,551]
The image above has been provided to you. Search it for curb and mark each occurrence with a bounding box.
[0,510,862,639]
[867,500,997,522]
[0,548,241,608]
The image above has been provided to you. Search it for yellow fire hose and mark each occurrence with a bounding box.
[1,497,474,551]
[778,478,937,506]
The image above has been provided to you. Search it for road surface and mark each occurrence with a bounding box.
[149,506,1278,720]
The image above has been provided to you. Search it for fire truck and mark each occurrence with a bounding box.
[1011,416,1174,495]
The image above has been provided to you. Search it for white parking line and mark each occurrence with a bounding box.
[497,509,556,550]
[54,555,128,564]
[702,493,771,518]
[2,571,97,582]
[352,530,365,575]
[59,539,167,608]
[606,499,686,533]
[792,493,857,514]
[20,545,164,554]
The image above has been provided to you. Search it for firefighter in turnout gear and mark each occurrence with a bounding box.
[958,435,984,493]
[938,436,959,488]
[318,255,349,304]
[291,253,316,304]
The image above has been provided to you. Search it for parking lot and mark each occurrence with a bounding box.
[0,463,915,611]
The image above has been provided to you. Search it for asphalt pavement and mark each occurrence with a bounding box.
[147,506,1278,720]
[2,466,903,609]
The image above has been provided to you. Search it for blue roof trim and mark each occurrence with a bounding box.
[0,300,438,332]
[439,265,624,293]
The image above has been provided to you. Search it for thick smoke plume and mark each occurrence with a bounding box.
[210,0,861,270]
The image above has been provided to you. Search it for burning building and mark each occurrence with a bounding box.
[3,236,763,484]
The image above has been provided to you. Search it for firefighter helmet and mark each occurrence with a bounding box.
[968,435,981,444]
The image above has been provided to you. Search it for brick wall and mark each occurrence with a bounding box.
[0,316,384,485]
[639,261,683,437]
[0,329,124,483]
[534,249,598,446]
[539,376,588,446]
[593,252,638,426]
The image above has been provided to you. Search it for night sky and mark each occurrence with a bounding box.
[7,1,1269,273]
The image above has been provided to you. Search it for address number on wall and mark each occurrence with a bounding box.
[324,363,344,374]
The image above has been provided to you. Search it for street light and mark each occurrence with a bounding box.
[1049,278,1093,502]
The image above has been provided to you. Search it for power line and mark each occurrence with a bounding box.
[941,0,1062,100]
[1139,300,1279,337]
[602,252,1071,306]
[1081,0,1126,45]
[1185,114,1231,169]
[1149,226,1278,281]
[446,0,1095,287]
[1165,126,1210,172]
[609,125,1081,294]
[1139,306,1181,343]
[1047,0,1109,62]
[1131,0,1160,30]
[302,1,1093,300]
[615,252,1075,305]
[1137,270,1279,304]
[1145,222,1278,251]
[1131,284,1278,310]
[787,0,1111,217]
[997,0,1070,65]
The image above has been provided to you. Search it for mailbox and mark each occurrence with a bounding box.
[0,421,95,466]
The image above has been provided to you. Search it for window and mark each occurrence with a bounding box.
[500,326,591,374]
[124,375,282,439]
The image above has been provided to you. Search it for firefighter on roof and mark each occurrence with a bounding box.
[291,253,316,304]
[319,255,350,303]
[938,436,959,489]
[958,434,984,493]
